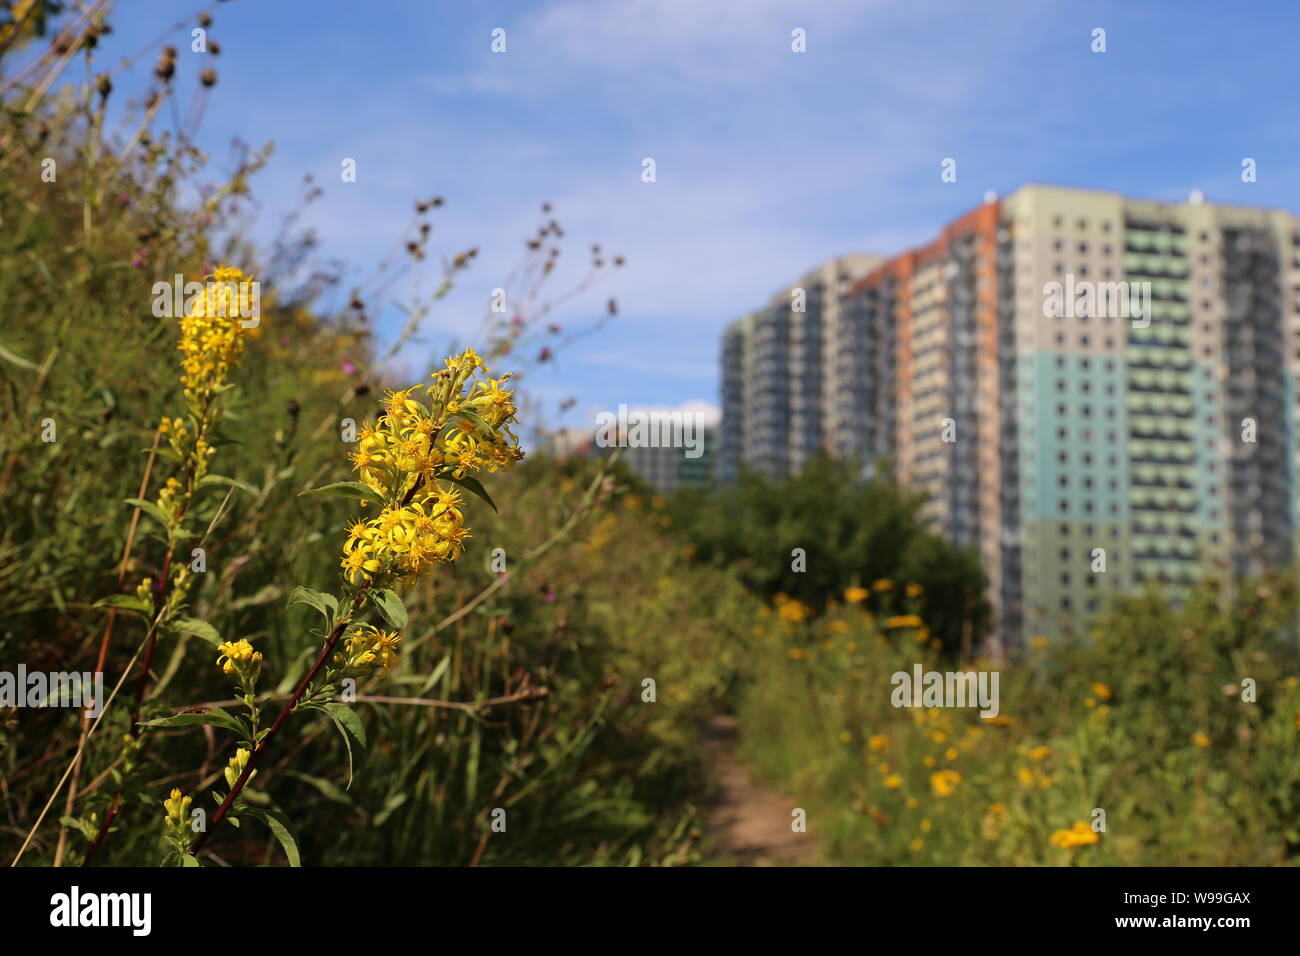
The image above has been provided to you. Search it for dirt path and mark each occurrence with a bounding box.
[699,714,822,866]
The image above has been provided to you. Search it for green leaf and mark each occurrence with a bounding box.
[0,340,39,371]
[123,497,171,529]
[172,617,222,646]
[242,806,301,867]
[299,480,377,502]
[181,854,201,867]
[288,586,338,627]
[284,770,353,805]
[139,707,246,737]
[438,472,497,513]
[321,702,366,788]
[371,588,407,629]
[92,593,152,619]
[372,792,408,828]
[199,474,259,496]
[230,583,282,610]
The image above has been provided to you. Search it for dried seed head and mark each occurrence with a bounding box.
[200,68,217,88]
[198,12,213,26]
[155,51,176,81]
[95,74,112,99]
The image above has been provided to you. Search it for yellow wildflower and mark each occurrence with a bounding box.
[930,769,961,796]
[1050,821,1100,849]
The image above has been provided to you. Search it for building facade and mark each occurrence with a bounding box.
[719,185,1300,646]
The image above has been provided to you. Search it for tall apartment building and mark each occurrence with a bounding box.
[718,255,883,481]
[720,185,1300,646]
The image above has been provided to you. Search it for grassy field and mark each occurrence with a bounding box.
[3,3,1298,869]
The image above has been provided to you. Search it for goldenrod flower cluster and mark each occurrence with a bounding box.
[216,638,263,686]
[773,593,811,622]
[163,788,192,836]
[155,267,258,523]
[331,623,402,677]
[223,748,256,789]
[341,348,523,585]
[1049,821,1100,849]
[176,266,256,401]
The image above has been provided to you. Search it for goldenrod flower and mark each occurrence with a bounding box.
[340,348,522,585]
[333,623,403,677]
[868,734,889,752]
[930,770,961,796]
[886,614,923,629]
[844,587,869,603]
[884,774,902,789]
[223,748,256,789]
[1191,731,1211,748]
[1090,681,1112,701]
[176,267,256,400]
[215,638,263,690]
[1050,821,1100,849]
[163,788,192,835]
[775,595,811,622]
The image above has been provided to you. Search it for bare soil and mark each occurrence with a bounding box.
[699,714,822,866]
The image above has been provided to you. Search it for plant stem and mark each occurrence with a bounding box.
[192,584,370,853]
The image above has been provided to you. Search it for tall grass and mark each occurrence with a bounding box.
[733,577,1300,864]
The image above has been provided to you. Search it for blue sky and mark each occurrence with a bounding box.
[79,0,1300,430]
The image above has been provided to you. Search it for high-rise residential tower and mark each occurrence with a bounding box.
[719,185,1300,646]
